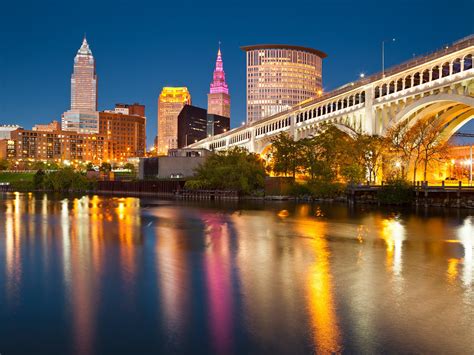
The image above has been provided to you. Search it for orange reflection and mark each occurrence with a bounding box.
[380,216,406,277]
[5,193,23,304]
[447,258,460,284]
[296,207,342,353]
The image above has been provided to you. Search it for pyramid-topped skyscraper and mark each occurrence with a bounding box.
[207,45,230,118]
[62,36,99,134]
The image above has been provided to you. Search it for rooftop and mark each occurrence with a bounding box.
[240,44,327,58]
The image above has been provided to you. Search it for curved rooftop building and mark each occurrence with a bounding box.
[241,44,327,123]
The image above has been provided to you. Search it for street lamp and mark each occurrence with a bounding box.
[382,38,396,77]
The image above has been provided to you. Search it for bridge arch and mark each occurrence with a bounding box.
[385,93,474,137]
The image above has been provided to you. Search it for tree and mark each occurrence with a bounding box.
[269,132,302,177]
[353,134,385,183]
[99,162,112,173]
[123,163,136,174]
[33,169,46,189]
[385,120,420,180]
[412,118,450,181]
[43,168,92,192]
[309,125,355,182]
[86,162,95,171]
[0,159,9,171]
[185,147,266,194]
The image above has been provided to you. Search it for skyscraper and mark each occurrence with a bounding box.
[62,37,99,133]
[157,87,191,155]
[241,44,326,123]
[207,46,230,118]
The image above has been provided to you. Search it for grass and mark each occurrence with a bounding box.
[0,172,35,183]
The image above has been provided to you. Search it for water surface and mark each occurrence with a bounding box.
[0,193,473,354]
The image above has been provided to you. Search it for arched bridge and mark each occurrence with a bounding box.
[188,35,474,153]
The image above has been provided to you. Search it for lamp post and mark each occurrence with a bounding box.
[382,38,396,78]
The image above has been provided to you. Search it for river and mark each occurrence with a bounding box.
[0,193,473,354]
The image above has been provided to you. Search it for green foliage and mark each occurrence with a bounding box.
[378,179,414,205]
[42,168,94,192]
[270,132,303,177]
[9,180,35,192]
[0,172,35,183]
[33,169,46,189]
[340,163,365,184]
[269,125,362,183]
[123,163,136,174]
[185,147,266,194]
[307,180,345,199]
[288,182,312,197]
[0,159,10,171]
[289,180,345,199]
[99,162,112,173]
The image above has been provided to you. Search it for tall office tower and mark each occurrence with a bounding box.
[62,36,99,133]
[207,46,230,118]
[241,44,326,123]
[157,87,191,155]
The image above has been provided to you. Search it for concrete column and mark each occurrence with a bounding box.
[365,85,375,135]
[290,114,297,140]
[249,128,256,153]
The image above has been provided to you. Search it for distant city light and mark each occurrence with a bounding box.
[360,73,365,78]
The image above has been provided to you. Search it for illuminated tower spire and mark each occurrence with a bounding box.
[207,44,230,118]
[61,36,99,134]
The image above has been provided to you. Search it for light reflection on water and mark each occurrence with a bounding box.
[0,193,473,354]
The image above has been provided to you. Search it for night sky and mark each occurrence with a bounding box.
[0,0,473,147]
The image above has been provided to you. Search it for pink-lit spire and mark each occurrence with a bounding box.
[210,44,229,95]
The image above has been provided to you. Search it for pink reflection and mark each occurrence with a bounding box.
[203,213,233,354]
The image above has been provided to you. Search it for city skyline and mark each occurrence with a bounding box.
[1,0,473,147]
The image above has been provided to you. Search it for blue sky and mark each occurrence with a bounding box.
[0,0,473,146]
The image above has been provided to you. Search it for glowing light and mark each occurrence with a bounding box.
[380,216,406,277]
[359,73,365,78]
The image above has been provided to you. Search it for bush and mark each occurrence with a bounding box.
[308,180,345,199]
[187,147,266,195]
[0,159,9,171]
[289,180,345,199]
[43,168,94,192]
[184,179,210,190]
[289,183,312,197]
[9,180,35,192]
[33,169,46,189]
[378,179,414,205]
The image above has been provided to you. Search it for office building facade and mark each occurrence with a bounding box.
[241,44,326,123]
[157,87,191,155]
[177,105,230,148]
[177,105,208,148]
[62,37,99,133]
[99,103,147,161]
[1,128,107,163]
